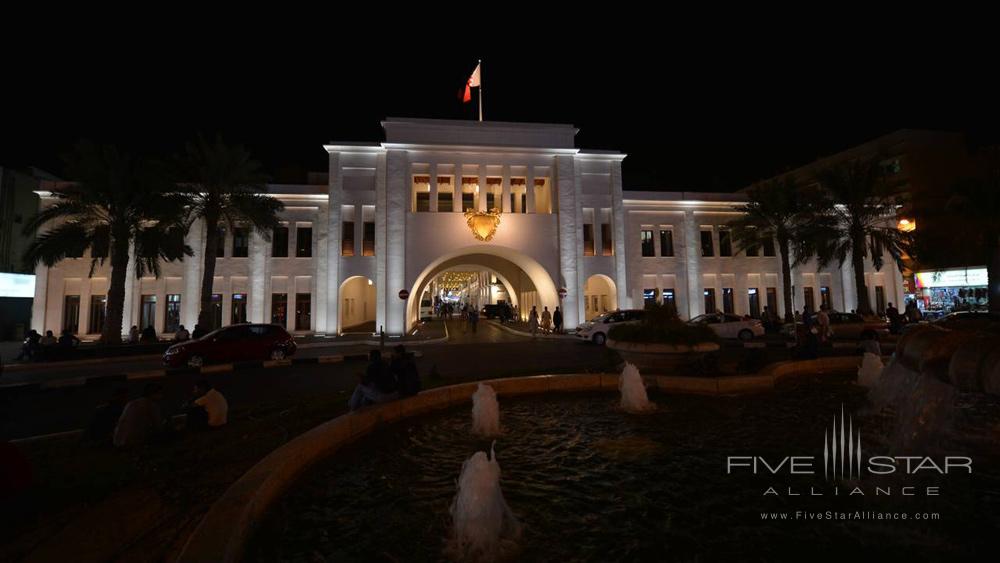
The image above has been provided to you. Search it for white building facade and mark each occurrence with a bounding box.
[30,118,905,338]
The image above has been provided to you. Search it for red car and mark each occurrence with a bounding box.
[163,323,297,368]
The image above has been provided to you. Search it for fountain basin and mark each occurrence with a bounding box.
[607,339,720,373]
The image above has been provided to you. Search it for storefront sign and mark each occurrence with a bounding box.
[915,268,987,289]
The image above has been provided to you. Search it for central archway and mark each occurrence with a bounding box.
[406,245,560,329]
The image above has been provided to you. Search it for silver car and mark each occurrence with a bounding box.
[575,309,645,345]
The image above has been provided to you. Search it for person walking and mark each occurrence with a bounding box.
[553,306,563,334]
[541,306,552,333]
[528,306,539,337]
[817,305,832,344]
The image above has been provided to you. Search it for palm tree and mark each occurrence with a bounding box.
[728,178,820,323]
[23,141,191,343]
[800,157,914,315]
[175,136,283,330]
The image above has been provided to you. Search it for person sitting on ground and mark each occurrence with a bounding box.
[140,325,158,343]
[348,350,398,410]
[174,325,190,342]
[128,325,140,343]
[391,345,421,397]
[15,330,40,361]
[191,323,207,340]
[185,378,228,431]
[39,330,57,348]
[58,328,80,349]
[113,383,167,448]
[86,387,129,445]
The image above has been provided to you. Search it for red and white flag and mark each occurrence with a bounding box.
[462,62,481,103]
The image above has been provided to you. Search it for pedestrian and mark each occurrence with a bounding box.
[817,305,832,344]
[191,323,207,339]
[140,325,157,343]
[128,325,140,343]
[528,306,539,337]
[58,328,80,350]
[390,345,421,397]
[39,330,57,348]
[186,378,228,430]
[886,302,902,334]
[541,306,552,333]
[15,330,40,361]
[113,383,167,448]
[470,308,479,333]
[174,325,190,342]
[348,350,398,410]
[553,306,563,333]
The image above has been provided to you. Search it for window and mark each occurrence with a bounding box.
[875,286,886,315]
[296,226,312,257]
[766,288,778,317]
[295,293,311,331]
[533,177,552,214]
[362,221,375,256]
[88,295,106,334]
[803,287,815,312]
[640,230,654,257]
[415,192,430,212]
[271,293,288,326]
[486,191,496,210]
[166,294,181,333]
[462,192,475,212]
[643,288,657,308]
[438,191,453,212]
[719,229,732,257]
[232,227,249,257]
[232,293,247,324]
[272,226,289,258]
[63,295,80,332]
[140,294,157,331]
[662,288,676,313]
[211,294,223,328]
[748,288,761,318]
[215,227,226,258]
[723,287,734,314]
[412,175,431,212]
[820,286,831,310]
[341,222,355,256]
[583,224,595,256]
[601,223,613,256]
[659,230,673,257]
[704,288,717,314]
[701,230,714,257]
[763,238,776,257]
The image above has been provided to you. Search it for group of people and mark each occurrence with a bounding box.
[14,328,80,362]
[348,345,423,411]
[459,305,481,333]
[86,378,229,448]
[885,300,922,334]
[526,305,563,336]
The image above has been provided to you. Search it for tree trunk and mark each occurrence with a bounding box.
[102,237,130,344]
[851,237,871,315]
[778,235,794,323]
[199,217,219,330]
[988,232,1000,314]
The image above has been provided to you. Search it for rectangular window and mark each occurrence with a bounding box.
[486,192,496,210]
[643,288,657,308]
[166,294,181,333]
[271,293,288,326]
[341,222,355,256]
[462,192,475,212]
[583,224,595,256]
[820,286,831,310]
[215,228,226,258]
[701,230,714,257]
[140,294,157,331]
[723,287,734,314]
[272,226,289,258]
[640,230,654,257]
[63,295,80,332]
[438,191,453,212]
[362,222,375,256]
[719,230,732,257]
[704,288,717,314]
[601,223,613,256]
[88,295,107,334]
[803,287,815,312]
[662,288,676,313]
[296,226,312,257]
[763,238,776,257]
[659,230,673,257]
[232,293,247,324]
[415,192,430,212]
[232,227,249,257]
[211,294,223,328]
[295,293,311,331]
[875,286,886,315]
[766,288,778,317]
[748,288,761,318]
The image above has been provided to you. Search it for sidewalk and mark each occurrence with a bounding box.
[488,320,576,340]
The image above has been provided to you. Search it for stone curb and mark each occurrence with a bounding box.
[487,320,576,340]
[178,358,861,563]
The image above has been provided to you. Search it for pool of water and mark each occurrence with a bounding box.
[250,375,999,562]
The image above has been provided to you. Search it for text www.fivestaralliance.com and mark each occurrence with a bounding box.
[761,511,940,521]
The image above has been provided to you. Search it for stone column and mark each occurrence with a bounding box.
[121,243,137,338]
[429,162,438,213]
[31,262,48,332]
[324,152,343,334]
[611,163,628,308]
[554,156,580,328]
[183,219,203,329]
[375,153,388,333]
[313,209,328,333]
[385,150,409,335]
[453,163,463,214]
[501,165,512,213]
[684,210,702,319]
[840,255,856,312]
[249,230,268,323]
[526,166,536,214]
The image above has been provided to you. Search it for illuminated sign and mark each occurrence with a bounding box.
[915,268,987,289]
[0,273,35,298]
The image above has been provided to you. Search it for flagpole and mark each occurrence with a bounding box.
[477,59,483,122]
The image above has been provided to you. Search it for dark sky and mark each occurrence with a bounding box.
[4,30,999,192]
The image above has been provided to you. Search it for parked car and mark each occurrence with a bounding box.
[163,323,297,368]
[480,304,502,319]
[929,311,1000,333]
[419,299,434,322]
[688,313,764,341]
[575,309,645,345]
[782,312,886,340]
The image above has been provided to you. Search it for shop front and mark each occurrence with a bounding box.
[913,267,988,315]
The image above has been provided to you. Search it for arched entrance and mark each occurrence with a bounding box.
[405,245,560,329]
[584,274,617,320]
[339,276,376,334]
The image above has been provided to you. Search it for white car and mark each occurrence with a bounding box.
[688,313,764,341]
[575,309,645,345]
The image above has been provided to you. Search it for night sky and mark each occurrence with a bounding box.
[4,35,998,192]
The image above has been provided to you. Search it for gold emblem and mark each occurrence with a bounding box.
[465,208,502,241]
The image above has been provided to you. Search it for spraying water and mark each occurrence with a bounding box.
[620,362,656,413]
[857,352,884,388]
[447,442,521,561]
[472,383,501,436]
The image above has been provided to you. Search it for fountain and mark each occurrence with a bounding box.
[857,352,884,388]
[447,442,521,562]
[472,383,501,436]
[619,362,655,413]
